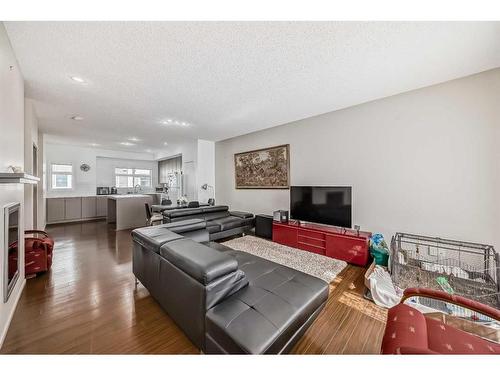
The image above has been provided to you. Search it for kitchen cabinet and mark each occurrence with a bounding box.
[82,197,97,218]
[64,197,82,220]
[47,198,65,223]
[96,196,108,217]
[47,195,108,224]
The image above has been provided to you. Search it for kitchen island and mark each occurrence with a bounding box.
[106,194,153,231]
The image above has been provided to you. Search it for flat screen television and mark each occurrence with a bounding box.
[290,186,352,228]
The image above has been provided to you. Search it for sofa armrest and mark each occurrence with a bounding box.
[402,287,500,321]
[229,211,253,219]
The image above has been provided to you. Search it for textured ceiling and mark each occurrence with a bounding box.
[5,21,500,152]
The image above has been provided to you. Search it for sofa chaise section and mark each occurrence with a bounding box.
[204,242,329,354]
[131,223,329,354]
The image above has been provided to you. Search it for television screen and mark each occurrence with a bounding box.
[290,186,352,228]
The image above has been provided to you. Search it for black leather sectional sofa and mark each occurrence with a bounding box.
[131,220,329,354]
[161,205,255,240]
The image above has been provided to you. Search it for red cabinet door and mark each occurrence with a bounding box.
[325,234,369,266]
[273,223,298,248]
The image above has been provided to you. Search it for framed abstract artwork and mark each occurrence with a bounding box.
[234,144,290,189]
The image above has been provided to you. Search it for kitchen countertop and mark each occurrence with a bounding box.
[47,193,156,199]
[107,194,151,199]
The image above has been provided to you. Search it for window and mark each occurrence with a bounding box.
[51,163,73,189]
[115,168,152,188]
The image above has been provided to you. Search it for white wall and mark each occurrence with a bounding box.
[196,140,215,204]
[44,142,156,197]
[23,98,39,229]
[216,68,500,250]
[37,133,46,229]
[0,23,26,347]
[96,156,158,194]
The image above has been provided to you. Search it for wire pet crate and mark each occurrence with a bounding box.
[390,233,500,310]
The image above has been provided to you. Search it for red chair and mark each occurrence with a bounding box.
[381,287,500,354]
[24,230,54,276]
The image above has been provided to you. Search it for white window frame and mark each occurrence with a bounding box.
[114,167,152,188]
[50,163,74,190]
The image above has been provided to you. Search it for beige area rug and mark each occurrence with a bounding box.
[222,235,347,284]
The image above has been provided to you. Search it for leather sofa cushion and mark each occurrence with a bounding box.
[206,222,222,234]
[239,217,255,227]
[131,226,184,253]
[163,218,207,233]
[160,238,239,285]
[229,211,253,219]
[181,229,210,242]
[204,211,230,221]
[209,217,243,231]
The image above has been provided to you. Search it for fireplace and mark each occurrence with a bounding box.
[4,202,20,302]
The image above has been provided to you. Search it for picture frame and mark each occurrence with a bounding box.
[234,144,290,189]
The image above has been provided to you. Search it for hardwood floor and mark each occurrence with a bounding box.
[1,221,386,354]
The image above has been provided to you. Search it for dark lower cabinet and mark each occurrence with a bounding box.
[255,214,273,240]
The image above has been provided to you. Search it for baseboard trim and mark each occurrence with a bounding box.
[46,217,106,226]
[0,278,26,349]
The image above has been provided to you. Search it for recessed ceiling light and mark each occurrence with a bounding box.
[119,142,135,146]
[128,137,140,142]
[164,142,169,146]
[161,119,190,127]
[70,115,84,121]
[89,143,100,147]
[70,76,86,83]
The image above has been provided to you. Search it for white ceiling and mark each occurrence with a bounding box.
[5,21,500,153]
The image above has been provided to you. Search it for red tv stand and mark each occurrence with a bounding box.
[272,220,371,266]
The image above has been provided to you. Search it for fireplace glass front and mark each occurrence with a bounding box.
[4,202,20,302]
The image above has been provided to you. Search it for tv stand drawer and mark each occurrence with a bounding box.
[297,235,325,248]
[297,242,325,256]
[297,229,324,240]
